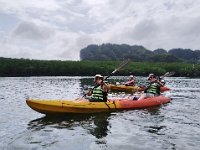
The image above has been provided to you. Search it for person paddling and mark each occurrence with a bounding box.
[137,73,164,100]
[86,74,109,102]
[124,75,136,86]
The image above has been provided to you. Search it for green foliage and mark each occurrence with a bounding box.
[0,57,200,77]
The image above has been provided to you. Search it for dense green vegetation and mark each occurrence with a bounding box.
[80,43,200,63]
[0,57,200,77]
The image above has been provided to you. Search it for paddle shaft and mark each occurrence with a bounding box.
[104,59,130,80]
[159,71,175,79]
[84,59,131,97]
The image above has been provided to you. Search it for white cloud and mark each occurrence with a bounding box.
[0,0,200,60]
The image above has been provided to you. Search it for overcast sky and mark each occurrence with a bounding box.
[0,0,200,60]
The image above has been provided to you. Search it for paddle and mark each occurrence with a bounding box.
[83,59,131,97]
[104,59,131,81]
[159,71,175,79]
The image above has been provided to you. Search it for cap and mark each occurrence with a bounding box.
[129,75,134,78]
[95,74,103,79]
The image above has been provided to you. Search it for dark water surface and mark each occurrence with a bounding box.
[0,76,200,150]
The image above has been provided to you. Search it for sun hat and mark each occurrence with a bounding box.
[95,74,103,79]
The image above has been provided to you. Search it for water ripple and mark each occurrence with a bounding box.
[0,76,200,149]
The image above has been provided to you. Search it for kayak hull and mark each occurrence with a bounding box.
[108,84,170,92]
[109,84,142,92]
[26,96,171,115]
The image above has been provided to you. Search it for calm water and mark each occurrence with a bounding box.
[0,76,200,150]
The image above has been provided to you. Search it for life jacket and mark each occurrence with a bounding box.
[145,81,160,95]
[91,85,107,102]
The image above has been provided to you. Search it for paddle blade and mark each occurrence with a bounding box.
[160,71,175,78]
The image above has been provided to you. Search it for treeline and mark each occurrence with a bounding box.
[80,43,200,63]
[0,57,200,77]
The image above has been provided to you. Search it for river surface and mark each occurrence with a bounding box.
[0,76,200,150]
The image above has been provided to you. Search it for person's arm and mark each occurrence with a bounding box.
[143,81,150,92]
[156,80,164,87]
[102,82,109,92]
[124,80,135,86]
[87,90,92,96]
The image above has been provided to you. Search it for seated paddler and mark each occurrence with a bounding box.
[86,74,109,102]
[137,73,164,101]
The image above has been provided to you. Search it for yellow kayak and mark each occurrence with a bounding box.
[108,84,143,92]
[26,95,171,115]
[108,84,170,92]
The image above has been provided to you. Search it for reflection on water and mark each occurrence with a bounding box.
[6,113,111,150]
[143,108,166,135]
[27,113,110,140]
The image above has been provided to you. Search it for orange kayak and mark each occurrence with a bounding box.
[26,95,171,115]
